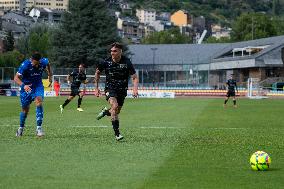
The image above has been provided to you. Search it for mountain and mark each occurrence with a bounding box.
[126,0,284,25]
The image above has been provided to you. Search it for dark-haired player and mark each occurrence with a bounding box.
[14,52,52,137]
[60,63,87,113]
[224,74,238,108]
[95,42,139,141]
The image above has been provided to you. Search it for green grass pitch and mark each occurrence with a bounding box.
[0,96,283,189]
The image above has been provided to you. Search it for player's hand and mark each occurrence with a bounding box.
[24,84,32,93]
[94,88,101,97]
[132,89,138,98]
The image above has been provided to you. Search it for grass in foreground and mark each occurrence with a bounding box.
[0,96,283,189]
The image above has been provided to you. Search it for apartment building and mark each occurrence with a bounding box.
[0,0,68,11]
[136,9,156,26]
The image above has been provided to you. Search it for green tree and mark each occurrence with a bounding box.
[206,36,231,43]
[16,23,51,58]
[231,13,277,42]
[52,0,120,67]
[271,16,284,36]
[142,28,192,44]
[0,50,24,67]
[3,30,15,52]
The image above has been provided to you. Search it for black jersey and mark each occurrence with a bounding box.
[97,56,136,91]
[226,79,237,91]
[69,70,86,88]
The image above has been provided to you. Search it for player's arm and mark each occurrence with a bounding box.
[46,63,52,84]
[82,80,87,95]
[67,74,71,85]
[131,73,139,97]
[14,73,31,92]
[235,82,238,93]
[94,68,101,97]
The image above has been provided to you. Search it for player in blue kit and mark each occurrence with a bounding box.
[14,52,52,137]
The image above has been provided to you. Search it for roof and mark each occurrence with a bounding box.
[129,35,284,65]
[129,43,228,65]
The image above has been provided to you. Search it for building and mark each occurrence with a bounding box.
[117,17,155,44]
[170,10,191,27]
[136,9,156,26]
[117,17,144,42]
[211,24,231,39]
[1,11,34,38]
[128,35,284,88]
[29,8,64,23]
[151,20,172,32]
[0,0,21,10]
[0,0,69,11]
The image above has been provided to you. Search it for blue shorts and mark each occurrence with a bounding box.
[20,85,44,108]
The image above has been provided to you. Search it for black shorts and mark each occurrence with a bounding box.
[105,89,127,107]
[70,86,80,97]
[226,90,235,97]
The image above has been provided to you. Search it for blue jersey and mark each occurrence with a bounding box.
[17,58,49,88]
[17,58,49,108]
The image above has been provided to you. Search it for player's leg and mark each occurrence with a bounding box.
[224,92,230,107]
[108,97,124,140]
[77,92,84,112]
[232,94,237,108]
[96,106,111,120]
[16,107,30,137]
[16,91,32,136]
[60,92,75,113]
[112,94,125,140]
[97,90,111,120]
[35,86,45,137]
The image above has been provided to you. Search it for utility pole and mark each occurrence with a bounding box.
[150,47,157,87]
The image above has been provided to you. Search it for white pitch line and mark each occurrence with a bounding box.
[140,126,185,129]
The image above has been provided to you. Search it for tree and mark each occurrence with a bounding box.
[206,36,231,43]
[142,28,192,44]
[0,50,24,67]
[52,0,120,67]
[3,30,15,52]
[16,23,51,58]
[231,13,277,42]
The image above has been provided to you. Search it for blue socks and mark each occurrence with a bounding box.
[20,112,27,128]
[36,106,43,127]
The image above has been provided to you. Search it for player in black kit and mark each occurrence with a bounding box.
[224,74,238,108]
[94,42,139,141]
[60,63,87,113]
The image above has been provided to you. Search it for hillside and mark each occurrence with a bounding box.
[128,0,284,25]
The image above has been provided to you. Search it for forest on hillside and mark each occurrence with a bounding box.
[126,0,284,25]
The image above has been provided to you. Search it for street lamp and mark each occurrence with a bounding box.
[151,47,158,87]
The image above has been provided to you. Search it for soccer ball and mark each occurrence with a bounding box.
[250,151,271,171]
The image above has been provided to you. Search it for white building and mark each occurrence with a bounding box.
[136,9,156,26]
[0,0,69,11]
[211,24,231,39]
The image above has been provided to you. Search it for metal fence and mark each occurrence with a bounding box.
[1,67,212,89]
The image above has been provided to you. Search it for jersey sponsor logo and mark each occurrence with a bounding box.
[31,73,41,77]
[119,64,127,68]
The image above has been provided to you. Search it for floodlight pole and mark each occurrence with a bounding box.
[151,47,158,87]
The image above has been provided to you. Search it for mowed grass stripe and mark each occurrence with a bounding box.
[0,97,284,189]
